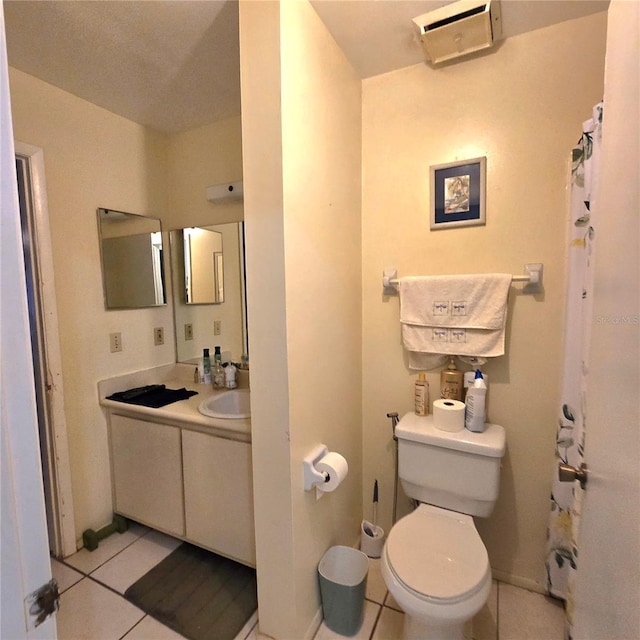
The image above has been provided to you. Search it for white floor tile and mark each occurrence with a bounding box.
[64,522,150,574]
[90,529,181,594]
[314,600,381,640]
[498,583,565,640]
[123,615,187,639]
[366,558,388,605]
[56,577,144,640]
[372,606,404,640]
[51,559,83,593]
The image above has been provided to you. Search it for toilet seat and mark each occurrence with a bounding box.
[385,504,489,604]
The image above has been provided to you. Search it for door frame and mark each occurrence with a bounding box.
[15,141,77,559]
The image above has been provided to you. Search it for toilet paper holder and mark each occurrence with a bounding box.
[303,444,330,491]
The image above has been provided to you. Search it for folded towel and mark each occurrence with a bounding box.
[398,274,511,369]
[107,385,198,408]
[399,274,512,329]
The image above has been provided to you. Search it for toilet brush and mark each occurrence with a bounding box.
[373,479,379,527]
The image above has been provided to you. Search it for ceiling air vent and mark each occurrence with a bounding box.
[413,0,502,65]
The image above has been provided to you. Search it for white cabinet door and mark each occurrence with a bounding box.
[110,415,184,536]
[182,430,256,566]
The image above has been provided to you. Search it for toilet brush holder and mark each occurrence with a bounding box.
[360,520,385,558]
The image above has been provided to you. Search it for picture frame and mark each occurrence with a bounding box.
[430,156,486,230]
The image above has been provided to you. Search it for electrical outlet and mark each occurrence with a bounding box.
[184,323,193,341]
[154,327,164,346]
[110,332,122,353]
[214,320,222,336]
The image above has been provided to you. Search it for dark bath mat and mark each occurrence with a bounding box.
[125,543,257,640]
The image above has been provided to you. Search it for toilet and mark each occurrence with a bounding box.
[381,412,506,640]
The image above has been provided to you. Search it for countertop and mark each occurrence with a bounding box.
[98,363,251,442]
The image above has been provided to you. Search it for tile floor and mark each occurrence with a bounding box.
[52,525,565,640]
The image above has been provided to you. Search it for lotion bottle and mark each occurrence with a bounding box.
[465,370,487,432]
[440,356,463,400]
[414,373,429,416]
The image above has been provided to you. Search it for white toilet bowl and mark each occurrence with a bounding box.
[380,504,492,640]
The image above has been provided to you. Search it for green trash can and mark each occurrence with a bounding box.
[318,546,369,636]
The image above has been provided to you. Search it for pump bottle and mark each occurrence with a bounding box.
[440,356,463,401]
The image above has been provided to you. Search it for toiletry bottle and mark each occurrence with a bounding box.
[440,356,463,400]
[414,373,429,416]
[202,349,212,385]
[212,346,225,389]
[465,369,487,432]
[225,362,238,389]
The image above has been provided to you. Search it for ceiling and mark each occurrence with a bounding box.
[4,0,609,133]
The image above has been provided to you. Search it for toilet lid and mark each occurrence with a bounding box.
[386,505,489,602]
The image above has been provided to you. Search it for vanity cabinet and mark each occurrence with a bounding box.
[108,411,255,566]
[182,431,255,565]
[110,415,185,537]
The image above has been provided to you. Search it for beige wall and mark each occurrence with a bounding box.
[166,116,243,230]
[240,1,362,637]
[361,12,607,591]
[9,68,174,541]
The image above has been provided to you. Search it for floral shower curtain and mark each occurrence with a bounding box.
[546,102,603,636]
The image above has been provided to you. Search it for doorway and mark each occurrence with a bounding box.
[15,142,76,558]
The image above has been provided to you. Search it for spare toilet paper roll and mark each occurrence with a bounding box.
[433,399,465,432]
[316,451,349,492]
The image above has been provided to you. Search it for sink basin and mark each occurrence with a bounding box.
[198,389,250,419]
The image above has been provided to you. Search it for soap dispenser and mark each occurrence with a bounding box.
[440,356,463,401]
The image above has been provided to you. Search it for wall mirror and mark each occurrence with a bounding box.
[170,222,247,364]
[97,208,166,310]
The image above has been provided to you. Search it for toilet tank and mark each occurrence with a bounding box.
[395,412,506,517]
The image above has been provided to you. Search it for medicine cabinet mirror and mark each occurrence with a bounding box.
[97,208,167,310]
[170,222,247,365]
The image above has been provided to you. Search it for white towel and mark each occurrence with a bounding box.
[398,274,511,369]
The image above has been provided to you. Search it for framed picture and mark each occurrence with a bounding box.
[430,156,486,230]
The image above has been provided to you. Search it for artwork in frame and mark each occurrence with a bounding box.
[430,156,486,230]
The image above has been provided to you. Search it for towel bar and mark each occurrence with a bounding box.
[382,263,543,295]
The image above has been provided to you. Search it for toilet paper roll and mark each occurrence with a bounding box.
[433,399,466,432]
[316,451,349,492]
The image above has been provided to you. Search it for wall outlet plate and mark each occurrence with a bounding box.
[110,332,122,353]
[154,327,164,346]
[184,323,193,340]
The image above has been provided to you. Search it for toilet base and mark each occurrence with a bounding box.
[403,614,466,640]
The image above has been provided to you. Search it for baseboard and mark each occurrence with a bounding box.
[491,569,548,595]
